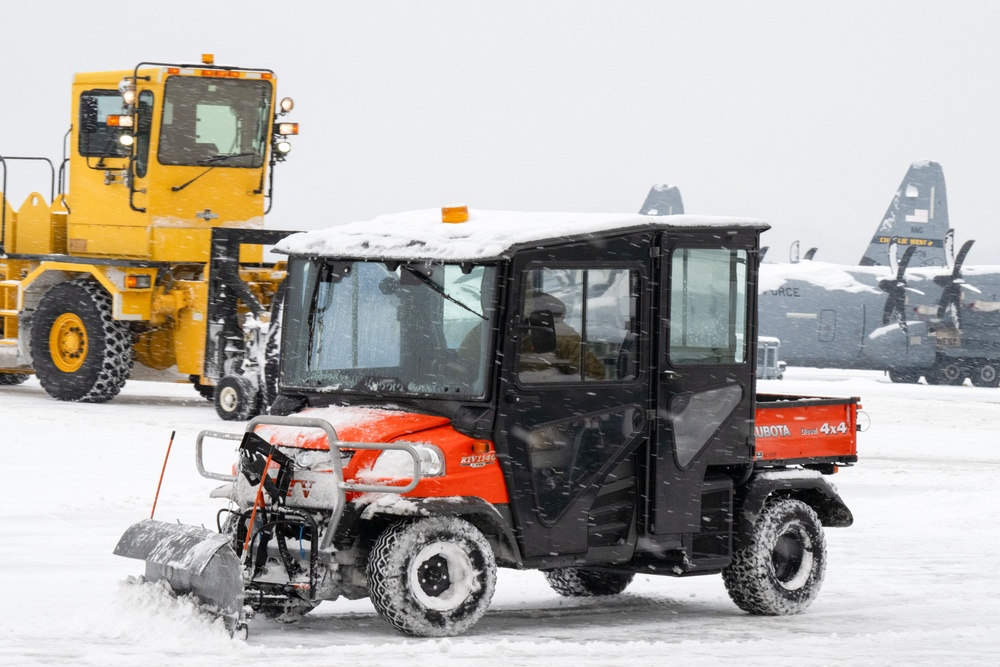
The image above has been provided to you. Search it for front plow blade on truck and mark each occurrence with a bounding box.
[114,519,245,634]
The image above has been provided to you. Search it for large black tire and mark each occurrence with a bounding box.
[723,498,827,616]
[969,361,1000,388]
[30,280,133,402]
[543,568,635,597]
[926,360,965,386]
[214,374,260,421]
[0,373,29,385]
[367,517,497,637]
[887,368,920,384]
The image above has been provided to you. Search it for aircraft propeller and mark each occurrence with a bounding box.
[879,242,918,333]
[935,238,978,329]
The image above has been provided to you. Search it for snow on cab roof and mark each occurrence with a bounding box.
[276,208,769,261]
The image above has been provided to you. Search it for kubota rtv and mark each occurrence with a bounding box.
[117,203,860,637]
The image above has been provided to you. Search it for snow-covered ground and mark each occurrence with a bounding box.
[2,368,998,666]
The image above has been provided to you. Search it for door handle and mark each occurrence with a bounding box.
[505,393,539,404]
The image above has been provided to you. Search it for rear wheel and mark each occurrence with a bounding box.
[543,568,635,596]
[368,517,496,637]
[970,361,1000,388]
[927,361,965,386]
[30,280,133,402]
[723,498,827,615]
[214,374,260,421]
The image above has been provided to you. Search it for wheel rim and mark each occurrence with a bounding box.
[942,364,962,383]
[49,313,88,372]
[771,524,813,591]
[981,365,997,384]
[218,385,239,412]
[408,542,478,612]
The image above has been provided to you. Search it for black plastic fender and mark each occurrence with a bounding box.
[733,471,854,552]
[359,496,522,566]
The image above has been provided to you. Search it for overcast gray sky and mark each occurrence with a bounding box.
[3,1,998,265]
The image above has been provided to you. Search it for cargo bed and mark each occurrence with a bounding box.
[753,393,860,468]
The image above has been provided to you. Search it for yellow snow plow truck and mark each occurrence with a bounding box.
[0,56,298,419]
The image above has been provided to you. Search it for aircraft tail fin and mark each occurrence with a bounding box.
[640,184,684,216]
[859,161,949,267]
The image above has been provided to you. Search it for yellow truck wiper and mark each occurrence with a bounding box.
[172,152,257,192]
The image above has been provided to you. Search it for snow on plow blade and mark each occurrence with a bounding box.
[114,519,244,633]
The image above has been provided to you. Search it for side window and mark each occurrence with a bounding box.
[668,248,748,365]
[517,267,639,383]
[78,90,130,158]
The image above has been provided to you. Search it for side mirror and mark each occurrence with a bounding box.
[526,310,557,354]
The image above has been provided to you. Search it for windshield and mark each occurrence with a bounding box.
[282,259,498,398]
[158,76,272,167]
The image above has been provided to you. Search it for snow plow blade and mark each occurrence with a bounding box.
[114,519,244,632]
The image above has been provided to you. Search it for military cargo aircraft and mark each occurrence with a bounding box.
[755,161,1000,387]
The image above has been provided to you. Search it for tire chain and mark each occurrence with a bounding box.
[70,279,134,402]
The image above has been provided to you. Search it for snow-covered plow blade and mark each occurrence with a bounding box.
[114,519,244,633]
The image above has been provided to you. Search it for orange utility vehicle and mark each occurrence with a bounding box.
[116,205,860,637]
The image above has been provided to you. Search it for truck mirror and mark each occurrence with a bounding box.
[527,310,557,354]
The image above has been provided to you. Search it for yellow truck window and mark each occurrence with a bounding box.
[158,77,272,167]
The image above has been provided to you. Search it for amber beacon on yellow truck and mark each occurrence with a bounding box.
[0,55,298,419]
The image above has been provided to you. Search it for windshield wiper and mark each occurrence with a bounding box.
[401,265,487,320]
[171,151,258,192]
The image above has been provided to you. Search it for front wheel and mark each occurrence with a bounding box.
[367,517,497,637]
[543,568,635,597]
[723,498,827,615]
[30,279,133,402]
[214,374,260,421]
[970,361,1000,388]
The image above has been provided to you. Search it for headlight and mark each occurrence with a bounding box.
[275,140,292,155]
[279,97,295,113]
[369,443,445,479]
[118,77,136,106]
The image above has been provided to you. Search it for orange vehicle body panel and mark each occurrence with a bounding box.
[753,395,860,463]
[257,405,509,505]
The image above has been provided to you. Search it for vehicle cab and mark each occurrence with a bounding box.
[273,206,769,568]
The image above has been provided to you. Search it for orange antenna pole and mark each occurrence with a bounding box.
[150,430,176,520]
[242,449,275,564]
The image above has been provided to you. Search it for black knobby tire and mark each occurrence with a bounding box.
[30,279,133,403]
[214,374,260,421]
[543,568,635,597]
[970,361,1000,388]
[722,498,827,616]
[0,373,29,385]
[367,517,497,637]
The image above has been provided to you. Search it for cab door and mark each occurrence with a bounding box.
[495,234,653,562]
[648,231,758,540]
